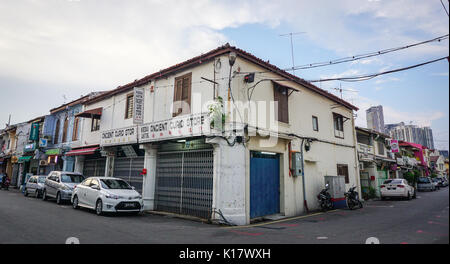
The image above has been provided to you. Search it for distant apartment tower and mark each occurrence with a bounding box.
[366,105,385,133]
[385,122,435,149]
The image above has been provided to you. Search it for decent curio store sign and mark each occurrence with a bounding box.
[139,112,211,143]
[100,113,212,146]
[101,126,138,147]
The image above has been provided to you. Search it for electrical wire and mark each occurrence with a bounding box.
[440,0,449,16]
[235,34,449,73]
[306,56,449,83]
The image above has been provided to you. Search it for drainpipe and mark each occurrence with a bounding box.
[351,113,362,196]
[300,138,308,213]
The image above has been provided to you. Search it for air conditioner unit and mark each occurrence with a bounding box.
[359,162,364,170]
[39,160,48,166]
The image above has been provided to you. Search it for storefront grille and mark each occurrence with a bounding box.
[155,149,213,219]
[113,157,144,194]
[83,158,106,177]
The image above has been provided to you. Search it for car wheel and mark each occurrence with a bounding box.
[407,192,411,200]
[72,195,79,209]
[35,190,40,198]
[381,196,386,201]
[96,199,103,216]
[56,192,62,205]
[42,190,47,201]
[413,190,417,199]
[24,188,28,197]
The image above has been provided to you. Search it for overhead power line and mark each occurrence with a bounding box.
[306,56,449,83]
[440,0,449,16]
[285,34,449,71]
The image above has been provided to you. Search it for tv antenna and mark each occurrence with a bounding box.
[331,83,358,99]
[279,31,306,75]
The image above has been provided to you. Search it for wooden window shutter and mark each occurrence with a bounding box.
[173,78,183,116]
[273,84,288,123]
[173,73,192,117]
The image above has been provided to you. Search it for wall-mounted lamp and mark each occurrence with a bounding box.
[228,52,237,67]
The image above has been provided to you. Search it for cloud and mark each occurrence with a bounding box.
[431,72,449,77]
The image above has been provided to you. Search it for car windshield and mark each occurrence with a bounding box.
[100,179,132,190]
[383,180,393,184]
[61,174,84,183]
[418,177,430,183]
[391,180,403,184]
[432,178,439,182]
[38,177,46,183]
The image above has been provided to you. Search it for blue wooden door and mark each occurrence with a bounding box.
[250,152,280,218]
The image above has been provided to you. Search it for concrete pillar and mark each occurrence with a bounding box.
[207,137,247,226]
[141,144,157,211]
[105,155,115,177]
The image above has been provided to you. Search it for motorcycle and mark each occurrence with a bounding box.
[317,183,333,211]
[0,177,10,191]
[345,186,363,210]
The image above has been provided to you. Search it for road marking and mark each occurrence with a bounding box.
[366,205,394,208]
[428,221,448,226]
[317,236,328,240]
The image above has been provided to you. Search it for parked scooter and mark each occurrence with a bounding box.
[345,186,363,210]
[317,184,333,211]
[0,177,10,191]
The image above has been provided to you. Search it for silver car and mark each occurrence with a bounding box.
[417,177,435,192]
[42,171,85,204]
[24,175,47,198]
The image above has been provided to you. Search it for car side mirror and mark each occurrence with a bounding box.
[91,185,100,190]
[131,186,136,190]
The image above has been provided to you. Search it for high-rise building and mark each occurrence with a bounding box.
[366,105,385,133]
[385,122,435,149]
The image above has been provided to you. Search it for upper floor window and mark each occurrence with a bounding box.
[72,117,79,141]
[337,164,349,184]
[333,113,344,138]
[91,118,100,132]
[173,73,192,117]
[54,119,60,144]
[377,141,385,155]
[273,83,289,123]
[312,116,319,131]
[125,93,134,119]
[62,117,69,143]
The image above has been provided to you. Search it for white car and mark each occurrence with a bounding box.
[71,177,144,215]
[380,179,416,200]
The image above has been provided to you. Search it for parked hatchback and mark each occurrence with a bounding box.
[42,171,85,204]
[24,175,47,198]
[437,177,448,187]
[417,177,435,192]
[71,177,143,215]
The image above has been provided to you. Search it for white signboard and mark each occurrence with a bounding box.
[133,87,144,125]
[139,113,211,143]
[101,126,138,147]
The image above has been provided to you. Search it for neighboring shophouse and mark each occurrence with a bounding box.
[356,127,396,197]
[398,141,430,177]
[75,44,360,225]
[0,125,17,182]
[428,150,446,177]
[40,92,105,175]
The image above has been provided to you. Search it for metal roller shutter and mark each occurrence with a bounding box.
[112,157,144,194]
[83,159,106,177]
[155,148,213,219]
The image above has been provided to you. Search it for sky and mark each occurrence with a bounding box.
[0,0,448,150]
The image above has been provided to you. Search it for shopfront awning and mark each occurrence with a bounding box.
[18,156,32,163]
[75,107,102,119]
[65,147,99,156]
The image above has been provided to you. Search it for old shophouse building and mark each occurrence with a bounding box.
[73,44,360,225]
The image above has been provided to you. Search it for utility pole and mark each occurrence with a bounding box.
[279,32,306,75]
[8,114,11,126]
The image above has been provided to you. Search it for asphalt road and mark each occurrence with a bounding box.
[0,186,448,244]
